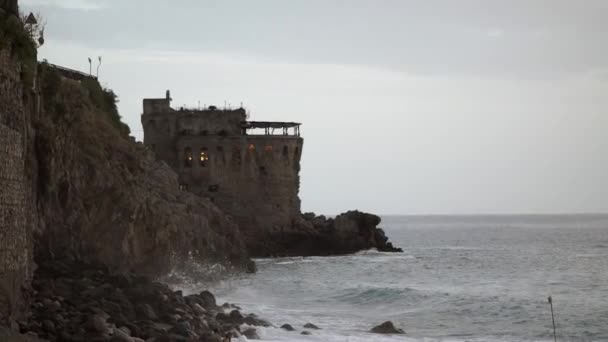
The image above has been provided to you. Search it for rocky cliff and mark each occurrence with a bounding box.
[0,0,37,322]
[33,65,251,275]
[0,0,251,322]
[0,0,401,330]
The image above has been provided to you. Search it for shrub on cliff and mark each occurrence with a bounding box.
[0,8,37,87]
[81,77,130,136]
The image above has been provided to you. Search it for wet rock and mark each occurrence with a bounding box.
[191,303,206,315]
[110,328,134,342]
[112,272,134,288]
[198,291,217,309]
[85,314,110,334]
[301,331,311,335]
[242,327,259,340]
[243,314,271,327]
[370,321,405,334]
[280,324,295,331]
[303,323,320,329]
[41,319,55,332]
[135,304,158,320]
[156,333,189,342]
[169,322,192,337]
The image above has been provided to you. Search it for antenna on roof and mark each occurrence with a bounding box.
[88,57,92,76]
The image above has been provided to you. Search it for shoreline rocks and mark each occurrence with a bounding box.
[250,210,403,257]
[2,259,270,342]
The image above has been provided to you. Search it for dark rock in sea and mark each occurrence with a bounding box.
[303,322,320,329]
[280,324,295,331]
[199,290,218,309]
[243,314,271,327]
[370,321,405,334]
[242,327,260,340]
[301,331,312,335]
[256,210,402,256]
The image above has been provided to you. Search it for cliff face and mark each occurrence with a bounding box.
[0,47,33,322]
[0,4,252,320]
[32,66,252,275]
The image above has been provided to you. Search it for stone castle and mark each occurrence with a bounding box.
[141,91,304,250]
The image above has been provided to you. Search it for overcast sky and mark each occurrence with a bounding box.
[21,0,608,215]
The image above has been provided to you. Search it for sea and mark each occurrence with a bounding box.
[173,215,608,342]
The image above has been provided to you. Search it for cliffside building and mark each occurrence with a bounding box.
[141,91,304,249]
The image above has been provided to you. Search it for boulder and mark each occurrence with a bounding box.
[242,327,259,340]
[303,323,320,329]
[280,324,295,331]
[198,291,217,309]
[135,304,157,320]
[110,328,134,342]
[85,314,110,335]
[370,321,405,334]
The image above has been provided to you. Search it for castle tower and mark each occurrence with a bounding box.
[141,92,303,254]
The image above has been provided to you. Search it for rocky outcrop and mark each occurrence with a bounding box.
[249,210,402,256]
[1,1,252,320]
[370,321,405,334]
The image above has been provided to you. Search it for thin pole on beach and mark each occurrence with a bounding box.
[548,296,557,342]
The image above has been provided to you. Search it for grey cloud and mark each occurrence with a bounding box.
[22,0,608,79]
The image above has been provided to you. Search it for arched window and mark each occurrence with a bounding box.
[184,147,192,167]
[200,147,209,167]
[294,146,300,160]
[264,145,273,152]
[248,143,256,152]
[282,146,288,158]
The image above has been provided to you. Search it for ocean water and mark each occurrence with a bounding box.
[179,215,608,341]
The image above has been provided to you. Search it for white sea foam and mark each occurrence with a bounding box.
[174,215,608,341]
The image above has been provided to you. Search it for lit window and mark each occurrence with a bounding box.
[184,147,192,167]
[200,147,209,167]
[248,143,256,151]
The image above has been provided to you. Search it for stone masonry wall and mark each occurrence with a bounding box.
[174,135,303,250]
[0,49,32,319]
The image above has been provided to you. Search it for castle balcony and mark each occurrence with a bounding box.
[242,121,301,137]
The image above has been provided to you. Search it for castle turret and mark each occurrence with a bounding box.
[141,92,303,251]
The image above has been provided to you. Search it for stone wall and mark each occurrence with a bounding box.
[142,108,247,167]
[174,135,303,250]
[0,49,32,319]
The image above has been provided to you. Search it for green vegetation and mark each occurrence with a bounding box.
[38,62,131,137]
[2,2,131,137]
[0,5,38,87]
[81,78,131,136]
